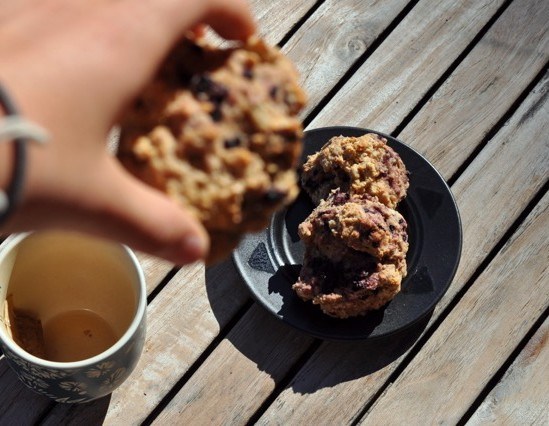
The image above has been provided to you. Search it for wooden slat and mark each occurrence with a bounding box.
[283,0,411,117]
[399,0,549,179]
[466,318,549,425]
[258,71,549,424]
[361,194,549,425]
[249,0,317,45]
[0,360,52,424]
[308,0,507,133]
[135,252,173,295]
[152,305,314,425]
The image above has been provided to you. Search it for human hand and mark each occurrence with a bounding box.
[0,0,255,264]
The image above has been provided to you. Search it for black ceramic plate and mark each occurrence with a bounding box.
[233,126,462,341]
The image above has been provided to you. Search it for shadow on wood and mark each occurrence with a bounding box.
[204,258,431,393]
[288,313,431,395]
[0,357,111,424]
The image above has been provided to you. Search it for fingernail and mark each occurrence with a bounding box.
[179,234,209,263]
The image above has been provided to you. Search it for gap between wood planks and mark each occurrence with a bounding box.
[132,0,542,423]
[457,305,549,425]
[146,266,180,305]
[139,299,255,426]
[33,0,541,423]
[446,63,548,187]
[390,0,516,139]
[350,179,549,425]
[302,0,422,129]
[303,0,516,130]
[277,0,327,49]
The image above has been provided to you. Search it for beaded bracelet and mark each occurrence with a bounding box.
[0,82,49,224]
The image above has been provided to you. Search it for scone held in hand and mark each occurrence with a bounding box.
[118,36,307,263]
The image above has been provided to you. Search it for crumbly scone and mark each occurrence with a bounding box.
[300,134,409,208]
[298,190,408,268]
[292,191,408,318]
[292,246,403,319]
[117,36,307,263]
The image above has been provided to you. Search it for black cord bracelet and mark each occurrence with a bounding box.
[0,83,27,225]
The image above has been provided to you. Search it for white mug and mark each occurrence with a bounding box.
[0,231,146,403]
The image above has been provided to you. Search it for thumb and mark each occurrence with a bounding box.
[94,157,209,265]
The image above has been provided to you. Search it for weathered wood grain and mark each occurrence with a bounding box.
[152,304,314,425]
[140,1,549,423]
[308,0,507,132]
[466,318,549,426]
[258,69,549,424]
[248,0,317,45]
[205,0,318,47]
[399,0,549,179]
[0,359,52,424]
[282,0,411,117]
[135,252,173,295]
[362,194,549,425]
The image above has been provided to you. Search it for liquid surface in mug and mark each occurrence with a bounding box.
[43,309,118,362]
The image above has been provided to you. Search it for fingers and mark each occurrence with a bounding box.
[105,0,256,66]
[82,0,255,125]
[198,0,256,40]
[95,158,210,264]
[134,0,256,41]
[7,156,210,265]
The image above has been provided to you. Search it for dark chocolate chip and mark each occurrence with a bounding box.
[224,137,242,149]
[190,74,228,103]
[210,106,223,122]
[134,98,146,110]
[332,191,349,205]
[277,129,298,142]
[243,68,254,79]
[269,86,279,99]
[189,43,204,55]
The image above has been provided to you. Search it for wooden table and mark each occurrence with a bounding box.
[1,0,547,424]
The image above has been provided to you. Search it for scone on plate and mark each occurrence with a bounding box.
[293,246,404,318]
[118,36,307,263]
[292,190,408,318]
[300,134,409,208]
[298,190,408,267]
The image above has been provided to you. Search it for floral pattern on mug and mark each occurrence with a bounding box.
[102,367,127,389]
[1,344,130,402]
[86,361,115,378]
[59,381,88,395]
